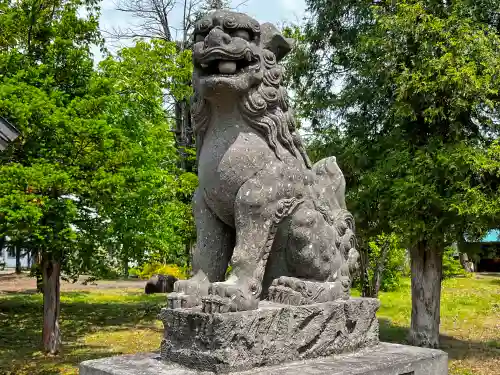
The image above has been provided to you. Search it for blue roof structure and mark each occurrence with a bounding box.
[482,230,500,243]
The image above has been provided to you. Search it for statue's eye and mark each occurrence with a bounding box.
[232,30,250,41]
[195,34,205,43]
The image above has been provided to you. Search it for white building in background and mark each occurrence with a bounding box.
[0,245,33,269]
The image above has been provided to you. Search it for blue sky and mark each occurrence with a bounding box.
[96,0,307,57]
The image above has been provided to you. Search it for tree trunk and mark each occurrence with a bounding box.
[359,247,371,298]
[371,240,390,297]
[15,245,22,274]
[42,256,61,354]
[409,241,443,348]
[35,250,43,293]
[122,255,129,279]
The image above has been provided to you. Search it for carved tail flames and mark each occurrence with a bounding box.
[312,157,359,277]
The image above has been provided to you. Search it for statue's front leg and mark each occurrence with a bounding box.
[202,177,278,313]
[168,188,234,309]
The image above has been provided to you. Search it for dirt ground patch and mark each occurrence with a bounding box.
[0,272,146,293]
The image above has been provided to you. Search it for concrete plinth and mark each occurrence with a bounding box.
[79,342,448,375]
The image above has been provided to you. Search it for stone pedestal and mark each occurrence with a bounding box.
[159,298,380,373]
[79,342,448,375]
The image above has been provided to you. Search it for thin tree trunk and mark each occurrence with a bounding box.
[42,256,61,354]
[123,254,129,279]
[409,240,443,348]
[359,247,370,297]
[371,240,390,297]
[35,250,43,293]
[15,245,22,274]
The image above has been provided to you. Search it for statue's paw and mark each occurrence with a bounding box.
[269,277,348,305]
[271,276,308,293]
[167,275,210,309]
[201,295,233,313]
[268,284,302,305]
[201,282,258,313]
[173,278,209,295]
[302,279,347,303]
[167,292,200,309]
[268,276,307,305]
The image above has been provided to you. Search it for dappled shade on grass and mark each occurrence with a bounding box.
[0,289,164,375]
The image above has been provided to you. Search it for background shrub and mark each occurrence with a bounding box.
[442,246,468,279]
[134,262,189,280]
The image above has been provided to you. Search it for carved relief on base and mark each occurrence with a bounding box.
[159,298,380,373]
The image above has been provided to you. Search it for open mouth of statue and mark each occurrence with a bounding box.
[196,50,258,76]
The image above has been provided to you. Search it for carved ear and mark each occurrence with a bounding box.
[260,22,295,61]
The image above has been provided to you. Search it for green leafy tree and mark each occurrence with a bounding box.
[360,233,408,296]
[0,0,195,354]
[87,39,195,276]
[0,0,106,354]
[287,1,500,347]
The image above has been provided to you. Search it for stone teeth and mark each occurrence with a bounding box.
[218,60,237,74]
[245,51,252,61]
[201,63,209,68]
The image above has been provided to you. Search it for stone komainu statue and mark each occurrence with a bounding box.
[168,10,359,313]
[78,11,447,375]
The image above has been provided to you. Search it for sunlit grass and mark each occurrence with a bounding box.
[374,275,500,375]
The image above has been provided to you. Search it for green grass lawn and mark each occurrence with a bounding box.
[0,275,499,375]
[375,275,500,375]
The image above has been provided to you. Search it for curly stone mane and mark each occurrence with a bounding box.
[192,50,312,169]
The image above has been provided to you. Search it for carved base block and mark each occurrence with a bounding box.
[158,297,380,373]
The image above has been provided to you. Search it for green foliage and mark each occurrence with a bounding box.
[355,233,408,295]
[225,265,232,279]
[287,2,500,343]
[0,0,196,278]
[135,262,189,280]
[368,233,408,292]
[442,246,468,279]
[89,39,197,271]
[288,0,500,251]
[0,0,108,275]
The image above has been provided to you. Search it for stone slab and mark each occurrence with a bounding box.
[159,298,380,372]
[79,342,448,375]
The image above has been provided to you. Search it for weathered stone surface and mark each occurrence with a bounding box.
[167,9,360,313]
[79,343,448,375]
[159,298,379,373]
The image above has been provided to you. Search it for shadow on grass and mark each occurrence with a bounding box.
[379,318,500,362]
[486,278,500,286]
[0,291,164,374]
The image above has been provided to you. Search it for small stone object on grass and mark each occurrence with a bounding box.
[145,274,178,294]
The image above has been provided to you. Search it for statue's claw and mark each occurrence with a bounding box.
[201,281,258,313]
[167,292,200,309]
[167,274,210,309]
[201,295,233,313]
